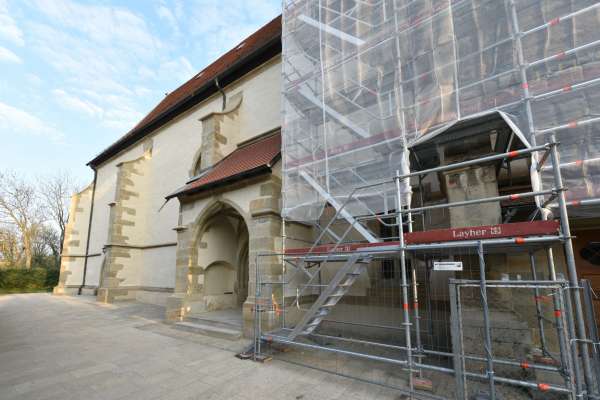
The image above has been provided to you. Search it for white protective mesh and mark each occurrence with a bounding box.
[282,0,600,222]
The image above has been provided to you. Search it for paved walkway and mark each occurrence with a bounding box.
[0,294,401,400]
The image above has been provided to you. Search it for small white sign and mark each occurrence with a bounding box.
[433,261,463,271]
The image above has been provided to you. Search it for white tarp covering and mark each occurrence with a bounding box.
[282,0,600,222]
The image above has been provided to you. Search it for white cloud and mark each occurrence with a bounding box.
[156,4,180,36]
[26,73,42,86]
[0,46,21,63]
[10,0,279,145]
[0,101,63,141]
[187,1,279,61]
[29,0,160,57]
[23,1,163,138]
[138,65,157,81]
[171,0,184,20]
[158,56,196,85]
[53,89,103,117]
[63,88,144,133]
[26,22,145,132]
[0,0,24,46]
[102,107,144,132]
[134,86,153,97]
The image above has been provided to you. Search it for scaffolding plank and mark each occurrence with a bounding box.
[284,220,560,255]
[404,220,560,244]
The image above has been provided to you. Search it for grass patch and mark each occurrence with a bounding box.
[0,287,53,295]
[0,268,59,295]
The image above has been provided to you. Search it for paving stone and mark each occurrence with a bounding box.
[0,294,410,400]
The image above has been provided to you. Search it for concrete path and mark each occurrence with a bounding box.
[0,294,401,400]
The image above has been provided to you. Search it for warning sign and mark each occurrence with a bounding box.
[433,261,463,271]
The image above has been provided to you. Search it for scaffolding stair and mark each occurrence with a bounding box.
[288,254,369,340]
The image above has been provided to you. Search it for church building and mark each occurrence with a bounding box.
[54,16,286,333]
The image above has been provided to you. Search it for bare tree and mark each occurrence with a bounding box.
[32,226,60,268]
[42,227,61,264]
[38,171,79,259]
[0,226,22,267]
[0,171,44,268]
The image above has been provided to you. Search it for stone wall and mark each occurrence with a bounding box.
[97,146,151,303]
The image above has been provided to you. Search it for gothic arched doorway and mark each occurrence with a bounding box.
[195,203,249,312]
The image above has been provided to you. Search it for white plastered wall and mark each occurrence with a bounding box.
[59,56,282,303]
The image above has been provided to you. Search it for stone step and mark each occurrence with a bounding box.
[184,316,242,331]
[173,320,242,341]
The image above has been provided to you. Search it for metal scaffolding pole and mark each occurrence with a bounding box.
[549,136,595,394]
[411,256,424,377]
[581,279,600,394]
[282,221,287,330]
[477,242,496,400]
[529,252,550,357]
[253,253,262,359]
[542,245,578,398]
[395,169,415,394]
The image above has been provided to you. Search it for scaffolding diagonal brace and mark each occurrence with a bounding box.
[299,170,377,243]
[297,14,365,46]
[297,86,370,139]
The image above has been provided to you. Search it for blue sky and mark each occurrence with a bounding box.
[0,0,280,184]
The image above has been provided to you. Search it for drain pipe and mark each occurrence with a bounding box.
[215,77,226,111]
[78,167,97,295]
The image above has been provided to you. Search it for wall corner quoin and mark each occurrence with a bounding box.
[56,181,95,294]
[165,294,187,322]
[249,196,281,218]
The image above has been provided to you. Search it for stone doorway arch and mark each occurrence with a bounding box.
[166,175,283,334]
[191,202,250,313]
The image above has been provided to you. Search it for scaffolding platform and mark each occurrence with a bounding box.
[284,220,561,257]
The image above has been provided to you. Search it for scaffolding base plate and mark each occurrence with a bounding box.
[253,354,272,363]
[235,352,253,360]
[413,377,433,392]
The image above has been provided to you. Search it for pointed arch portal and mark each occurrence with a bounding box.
[194,202,250,311]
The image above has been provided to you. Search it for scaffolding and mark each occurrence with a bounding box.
[254,140,600,399]
[254,0,600,398]
[281,0,600,222]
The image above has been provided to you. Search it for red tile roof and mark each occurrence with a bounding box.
[168,132,281,199]
[88,15,282,167]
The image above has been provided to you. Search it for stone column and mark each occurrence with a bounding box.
[243,178,282,336]
[165,224,194,321]
[199,116,226,169]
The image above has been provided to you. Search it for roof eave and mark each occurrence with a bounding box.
[166,164,273,200]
